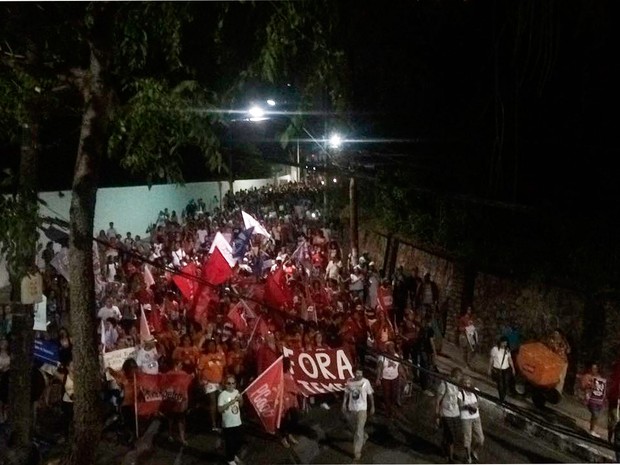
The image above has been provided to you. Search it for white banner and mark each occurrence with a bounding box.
[33,294,47,331]
[102,347,137,381]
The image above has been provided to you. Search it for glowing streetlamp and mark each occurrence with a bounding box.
[248,105,267,122]
[328,133,343,149]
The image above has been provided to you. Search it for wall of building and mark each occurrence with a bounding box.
[39,175,292,239]
[0,175,292,291]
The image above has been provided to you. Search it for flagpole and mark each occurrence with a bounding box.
[241,355,283,396]
[246,315,261,348]
[133,372,140,439]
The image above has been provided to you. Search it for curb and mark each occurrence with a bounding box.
[478,396,615,463]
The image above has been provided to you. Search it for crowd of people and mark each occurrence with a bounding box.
[5,181,451,456]
[0,179,619,464]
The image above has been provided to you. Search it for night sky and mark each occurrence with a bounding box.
[0,0,617,211]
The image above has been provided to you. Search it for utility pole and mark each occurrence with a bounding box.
[349,175,359,267]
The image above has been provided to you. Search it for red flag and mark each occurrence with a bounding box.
[203,247,233,286]
[264,268,293,310]
[172,263,199,300]
[192,285,218,325]
[135,372,193,417]
[243,356,283,434]
[256,317,270,338]
[227,302,248,332]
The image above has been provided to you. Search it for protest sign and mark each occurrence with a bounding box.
[33,339,59,365]
[282,347,354,396]
[33,294,47,331]
[135,372,193,417]
[102,347,137,381]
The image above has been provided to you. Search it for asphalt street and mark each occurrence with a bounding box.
[82,390,582,465]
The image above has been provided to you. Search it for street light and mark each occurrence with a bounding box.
[248,105,267,122]
[328,133,343,150]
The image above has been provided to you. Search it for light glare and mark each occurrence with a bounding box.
[266,99,276,106]
[248,106,265,119]
[328,133,343,149]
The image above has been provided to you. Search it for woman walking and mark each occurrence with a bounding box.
[458,375,484,463]
[488,337,515,402]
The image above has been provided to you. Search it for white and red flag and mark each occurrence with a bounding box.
[209,231,236,267]
[243,355,284,434]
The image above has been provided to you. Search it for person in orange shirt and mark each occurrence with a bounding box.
[172,334,200,375]
[106,358,140,444]
[197,339,227,431]
[226,339,246,387]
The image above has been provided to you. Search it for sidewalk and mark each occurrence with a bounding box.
[436,340,616,463]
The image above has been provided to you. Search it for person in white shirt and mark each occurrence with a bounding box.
[348,266,364,300]
[98,297,122,321]
[375,341,404,419]
[436,368,463,463]
[103,318,119,350]
[325,258,342,282]
[171,241,187,268]
[342,368,375,461]
[366,263,380,309]
[106,222,118,239]
[135,336,160,374]
[487,337,515,402]
[458,375,484,463]
[218,375,244,465]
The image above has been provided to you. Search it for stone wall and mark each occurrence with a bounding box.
[358,227,620,390]
[472,273,585,353]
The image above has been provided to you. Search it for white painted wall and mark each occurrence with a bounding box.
[38,175,291,238]
[0,174,292,291]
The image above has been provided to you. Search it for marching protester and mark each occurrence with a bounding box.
[135,334,160,375]
[279,357,301,448]
[436,367,463,463]
[488,337,515,402]
[458,375,484,463]
[375,341,404,419]
[457,306,478,369]
[106,358,140,445]
[342,367,375,461]
[197,339,226,432]
[218,375,244,465]
[580,361,607,437]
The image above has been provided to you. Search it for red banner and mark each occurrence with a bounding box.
[173,263,199,300]
[244,356,283,434]
[282,347,354,396]
[135,372,193,417]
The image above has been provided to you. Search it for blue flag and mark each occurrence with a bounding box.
[232,227,254,259]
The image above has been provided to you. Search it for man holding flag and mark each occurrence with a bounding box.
[218,375,244,465]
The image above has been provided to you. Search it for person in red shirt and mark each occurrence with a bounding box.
[377,279,394,320]
[580,362,607,437]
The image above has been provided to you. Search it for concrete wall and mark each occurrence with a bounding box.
[39,175,292,238]
[0,175,292,290]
